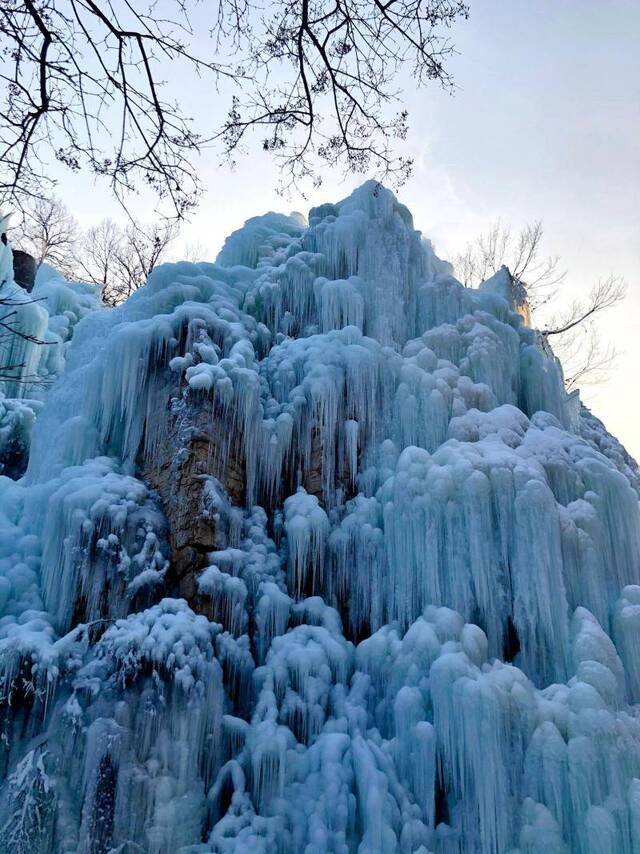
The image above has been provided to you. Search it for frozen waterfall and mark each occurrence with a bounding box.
[0,181,639,853]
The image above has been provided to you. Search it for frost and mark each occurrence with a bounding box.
[95,597,219,690]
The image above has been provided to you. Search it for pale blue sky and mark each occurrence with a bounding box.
[52,0,640,456]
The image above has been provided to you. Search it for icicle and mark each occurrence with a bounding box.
[198,565,248,636]
[283,488,329,596]
[614,587,640,703]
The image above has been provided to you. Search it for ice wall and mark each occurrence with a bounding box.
[0,262,101,477]
[0,181,639,853]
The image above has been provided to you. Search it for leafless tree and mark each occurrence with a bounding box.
[541,275,627,340]
[454,220,565,310]
[1,205,178,383]
[12,196,79,274]
[74,218,177,304]
[177,241,209,263]
[0,0,469,218]
[74,219,122,291]
[541,275,627,389]
[108,219,178,304]
[551,324,618,392]
[455,223,627,387]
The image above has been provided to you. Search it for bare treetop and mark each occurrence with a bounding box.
[75,217,178,304]
[455,222,627,389]
[454,220,565,310]
[0,0,468,217]
[13,197,78,275]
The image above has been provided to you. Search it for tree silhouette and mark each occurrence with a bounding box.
[0,0,468,217]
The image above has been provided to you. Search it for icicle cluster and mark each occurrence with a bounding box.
[0,181,639,853]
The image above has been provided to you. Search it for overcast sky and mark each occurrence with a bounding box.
[53,0,640,457]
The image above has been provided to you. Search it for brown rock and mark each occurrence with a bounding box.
[142,384,246,609]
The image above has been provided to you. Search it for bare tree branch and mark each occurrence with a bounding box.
[74,216,177,304]
[456,222,628,388]
[74,218,123,289]
[541,275,627,338]
[552,322,619,391]
[0,0,469,215]
[454,219,565,309]
[12,196,79,274]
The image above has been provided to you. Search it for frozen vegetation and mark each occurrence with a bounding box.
[0,182,639,852]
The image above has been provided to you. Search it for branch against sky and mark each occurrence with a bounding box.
[13,196,78,276]
[541,275,627,339]
[454,219,565,311]
[540,275,627,389]
[0,0,468,217]
[218,0,468,194]
[551,322,619,392]
[454,223,627,388]
[74,217,178,304]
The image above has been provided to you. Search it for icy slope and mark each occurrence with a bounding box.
[0,181,639,853]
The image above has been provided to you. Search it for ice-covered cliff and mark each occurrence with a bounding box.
[0,181,639,853]
[0,256,100,478]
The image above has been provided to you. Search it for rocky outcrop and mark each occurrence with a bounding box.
[141,383,245,606]
[479,264,532,325]
[12,250,36,293]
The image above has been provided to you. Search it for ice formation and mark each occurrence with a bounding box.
[0,260,101,477]
[0,181,639,853]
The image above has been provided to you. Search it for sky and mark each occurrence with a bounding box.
[51,0,640,457]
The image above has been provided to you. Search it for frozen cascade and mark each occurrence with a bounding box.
[0,181,639,852]
[0,262,101,478]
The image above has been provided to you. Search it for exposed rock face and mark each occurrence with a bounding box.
[0,434,30,479]
[479,264,532,326]
[141,382,246,606]
[0,396,42,479]
[12,250,37,292]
